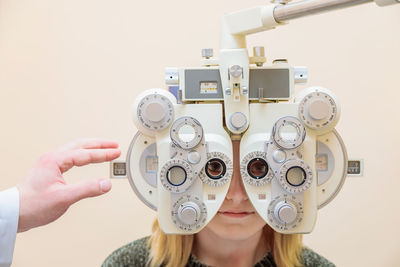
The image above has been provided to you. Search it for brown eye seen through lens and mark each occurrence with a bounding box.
[247,158,268,179]
[205,158,226,180]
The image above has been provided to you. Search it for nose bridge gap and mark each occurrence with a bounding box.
[226,140,249,202]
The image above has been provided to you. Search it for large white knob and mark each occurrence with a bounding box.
[296,86,341,134]
[274,201,297,224]
[178,202,201,225]
[132,89,176,137]
[144,102,166,122]
[308,99,329,120]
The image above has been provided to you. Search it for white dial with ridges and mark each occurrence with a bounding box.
[267,195,304,231]
[272,116,306,150]
[199,152,233,187]
[160,159,194,193]
[274,202,297,224]
[172,195,207,231]
[240,151,274,186]
[297,86,340,133]
[170,117,203,150]
[277,159,313,194]
[132,89,175,136]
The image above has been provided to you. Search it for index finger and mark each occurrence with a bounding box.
[56,138,119,152]
[55,148,121,173]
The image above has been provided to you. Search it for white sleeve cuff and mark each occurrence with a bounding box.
[0,187,20,267]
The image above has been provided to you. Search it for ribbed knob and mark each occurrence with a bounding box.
[274,201,297,224]
[144,102,166,122]
[308,99,330,120]
[178,202,201,225]
[229,65,242,78]
[230,112,247,130]
[201,48,213,58]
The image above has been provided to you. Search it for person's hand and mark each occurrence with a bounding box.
[16,138,121,233]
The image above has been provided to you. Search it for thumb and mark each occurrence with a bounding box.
[65,178,112,205]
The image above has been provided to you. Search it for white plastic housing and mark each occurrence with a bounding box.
[126,132,158,210]
[316,130,348,209]
[155,103,233,234]
[241,103,318,234]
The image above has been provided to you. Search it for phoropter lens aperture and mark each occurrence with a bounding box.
[247,158,269,179]
[167,166,187,186]
[286,166,306,186]
[205,158,226,180]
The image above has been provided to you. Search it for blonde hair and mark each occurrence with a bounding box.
[147,219,303,267]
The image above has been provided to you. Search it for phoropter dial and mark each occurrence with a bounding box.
[267,195,304,231]
[272,116,306,150]
[172,195,207,231]
[160,159,194,193]
[170,117,203,150]
[134,90,175,135]
[241,151,274,186]
[277,159,313,194]
[297,86,340,133]
[199,152,233,187]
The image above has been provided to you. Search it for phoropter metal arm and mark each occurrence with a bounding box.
[222,0,399,49]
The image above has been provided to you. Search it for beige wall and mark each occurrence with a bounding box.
[0,0,399,266]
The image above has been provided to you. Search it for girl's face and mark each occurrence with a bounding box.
[201,140,266,241]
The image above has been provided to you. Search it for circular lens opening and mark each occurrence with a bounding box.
[278,122,300,143]
[286,166,306,186]
[167,166,187,186]
[205,158,226,180]
[178,125,195,143]
[247,158,268,179]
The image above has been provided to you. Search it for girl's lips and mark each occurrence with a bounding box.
[218,211,254,218]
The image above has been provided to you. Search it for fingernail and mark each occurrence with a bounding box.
[99,179,112,192]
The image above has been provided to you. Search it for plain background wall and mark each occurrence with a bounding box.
[0,0,399,266]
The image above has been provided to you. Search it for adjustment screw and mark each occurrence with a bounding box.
[202,48,213,59]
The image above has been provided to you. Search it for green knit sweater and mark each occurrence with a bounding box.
[102,237,335,267]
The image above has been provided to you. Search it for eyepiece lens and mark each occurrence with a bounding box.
[205,158,226,180]
[286,166,306,186]
[247,158,268,179]
[167,166,187,186]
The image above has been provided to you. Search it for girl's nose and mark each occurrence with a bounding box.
[225,140,248,205]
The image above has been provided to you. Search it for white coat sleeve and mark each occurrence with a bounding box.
[0,187,19,267]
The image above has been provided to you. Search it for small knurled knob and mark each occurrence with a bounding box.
[229,65,243,78]
[202,48,213,59]
[273,149,286,163]
[230,112,247,130]
[187,151,201,164]
[178,202,201,225]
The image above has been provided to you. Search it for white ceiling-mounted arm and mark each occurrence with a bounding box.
[221,0,399,50]
[375,0,399,6]
[218,0,398,136]
[221,5,282,49]
[274,0,398,22]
